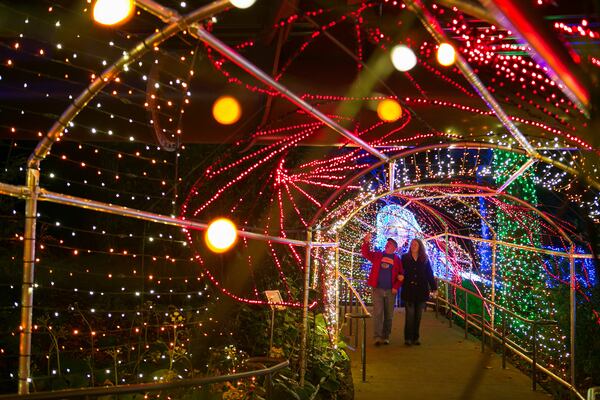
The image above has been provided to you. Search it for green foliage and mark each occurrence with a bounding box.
[230,305,352,400]
[551,284,600,389]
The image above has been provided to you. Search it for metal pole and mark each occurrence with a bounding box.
[481,299,486,352]
[18,168,39,394]
[37,189,334,248]
[388,161,395,192]
[191,28,389,162]
[349,245,355,334]
[481,0,590,115]
[464,291,469,339]
[448,286,453,328]
[355,315,359,348]
[28,0,231,170]
[444,233,451,326]
[335,234,340,338]
[299,229,312,386]
[502,315,507,369]
[444,232,449,278]
[532,322,538,391]
[343,284,348,334]
[496,159,537,194]
[491,238,497,331]
[362,318,367,382]
[269,308,275,355]
[569,245,576,392]
[404,0,539,157]
[265,372,273,400]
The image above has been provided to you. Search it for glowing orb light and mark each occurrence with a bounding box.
[212,96,242,125]
[205,218,237,253]
[390,45,417,72]
[230,0,257,8]
[93,0,134,26]
[377,99,402,122]
[437,43,456,66]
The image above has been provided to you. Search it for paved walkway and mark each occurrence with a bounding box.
[346,307,552,400]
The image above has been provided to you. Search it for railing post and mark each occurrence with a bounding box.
[335,233,340,337]
[569,245,576,395]
[481,299,486,352]
[299,228,312,387]
[491,238,497,331]
[502,315,506,369]
[265,372,273,399]
[448,283,453,328]
[362,318,367,382]
[435,293,439,319]
[355,316,359,348]
[464,291,469,339]
[349,246,355,334]
[532,322,538,391]
[19,167,39,394]
[343,283,348,333]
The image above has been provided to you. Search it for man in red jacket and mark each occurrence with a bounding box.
[361,233,404,345]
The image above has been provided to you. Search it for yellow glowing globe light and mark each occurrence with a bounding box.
[205,218,238,253]
[437,43,456,66]
[390,44,417,72]
[230,0,257,8]
[93,0,134,26]
[377,99,402,122]
[212,96,242,125]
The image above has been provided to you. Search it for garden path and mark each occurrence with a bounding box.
[347,307,553,400]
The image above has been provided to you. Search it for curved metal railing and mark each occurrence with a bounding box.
[0,359,289,400]
[434,278,585,400]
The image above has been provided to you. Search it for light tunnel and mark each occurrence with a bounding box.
[0,0,599,397]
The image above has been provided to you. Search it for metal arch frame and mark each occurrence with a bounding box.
[430,191,501,325]
[404,0,539,157]
[136,0,388,162]
[308,141,600,227]
[0,183,335,247]
[126,2,593,388]
[10,0,595,390]
[17,1,231,394]
[28,0,230,169]
[420,0,590,117]
[315,178,586,394]
[318,182,573,246]
[12,0,389,389]
[325,190,450,238]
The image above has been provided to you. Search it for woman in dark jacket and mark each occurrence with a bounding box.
[400,238,437,345]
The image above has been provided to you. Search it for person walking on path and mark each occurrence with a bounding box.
[361,232,404,345]
[401,238,437,346]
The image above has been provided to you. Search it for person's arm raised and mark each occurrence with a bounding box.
[360,233,377,261]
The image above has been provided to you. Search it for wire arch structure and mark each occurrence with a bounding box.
[0,0,598,395]
[306,144,598,389]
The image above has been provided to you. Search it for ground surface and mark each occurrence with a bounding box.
[346,307,553,400]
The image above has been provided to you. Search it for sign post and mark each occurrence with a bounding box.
[264,290,285,355]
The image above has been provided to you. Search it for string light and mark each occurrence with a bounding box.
[212,95,242,125]
[376,99,402,122]
[436,43,456,66]
[230,0,257,9]
[205,218,237,253]
[390,44,418,71]
[1,1,599,390]
[92,0,134,26]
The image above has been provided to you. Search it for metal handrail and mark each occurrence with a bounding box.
[0,360,289,400]
[339,273,371,317]
[338,272,370,383]
[435,278,585,400]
